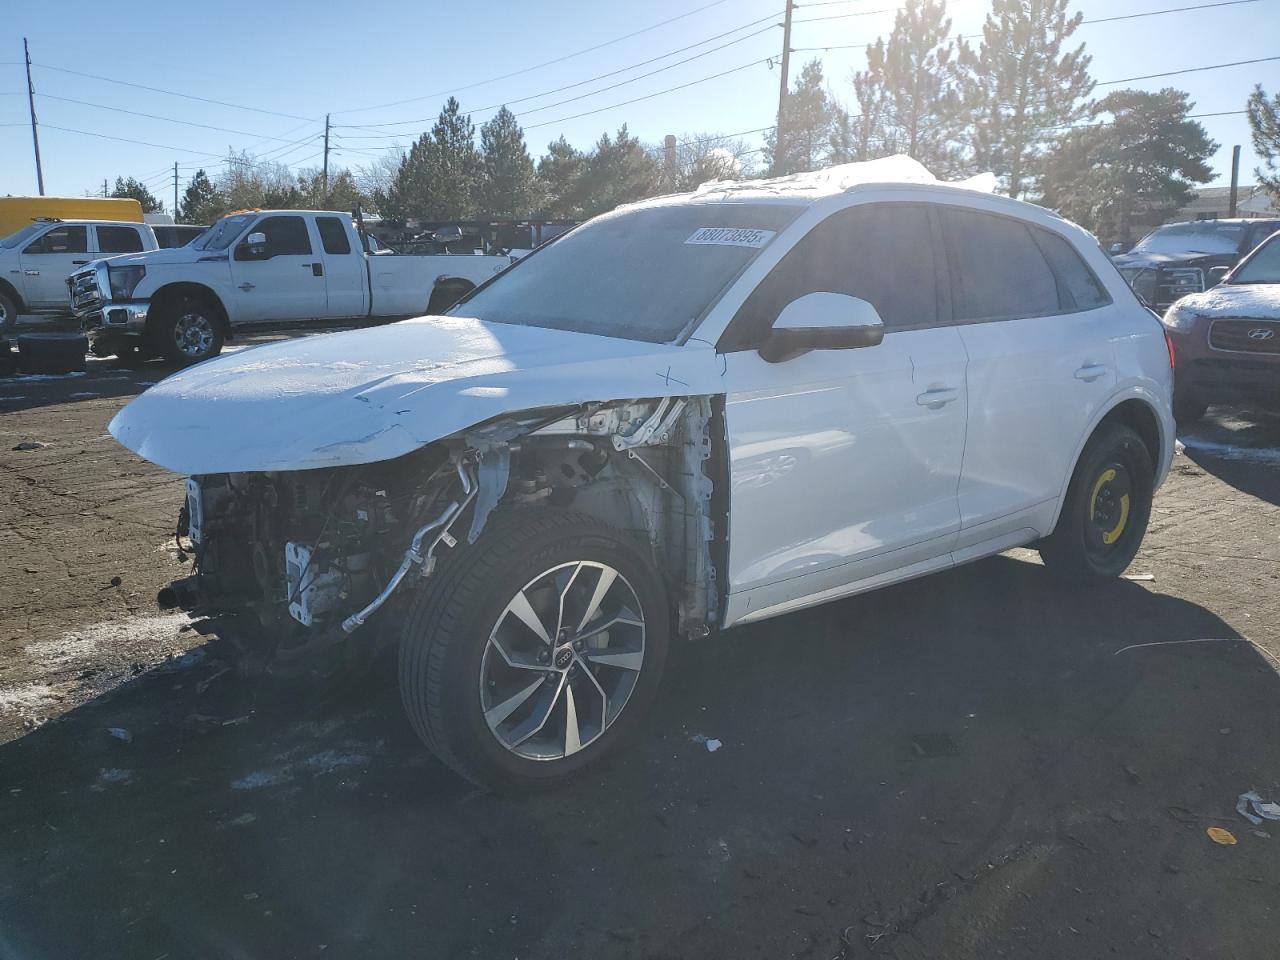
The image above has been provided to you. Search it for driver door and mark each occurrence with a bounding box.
[229,215,328,322]
[20,224,91,308]
[719,203,968,625]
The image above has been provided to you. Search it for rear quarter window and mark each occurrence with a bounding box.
[1030,228,1110,311]
[316,216,352,255]
[942,209,1060,321]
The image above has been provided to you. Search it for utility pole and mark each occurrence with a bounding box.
[773,0,795,174]
[174,162,179,222]
[663,134,677,189]
[102,178,108,198]
[1228,145,1241,218]
[322,113,331,205]
[23,38,45,196]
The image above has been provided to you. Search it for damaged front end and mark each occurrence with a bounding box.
[162,397,723,668]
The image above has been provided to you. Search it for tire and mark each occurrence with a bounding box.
[399,509,669,790]
[1039,422,1154,580]
[156,296,224,364]
[0,289,17,333]
[1173,391,1207,425]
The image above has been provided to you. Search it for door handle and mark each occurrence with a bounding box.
[916,387,960,409]
[24,269,39,276]
[238,282,255,292]
[72,260,88,265]
[1074,363,1107,382]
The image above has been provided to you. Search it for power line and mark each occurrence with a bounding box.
[34,92,314,141]
[1097,54,1280,86]
[792,6,896,24]
[523,57,773,132]
[39,123,226,157]
[30,62,316,122]
[336,15,784,134]
[333,0,736,115]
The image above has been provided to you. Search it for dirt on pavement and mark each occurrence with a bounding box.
[1,340,1279,959]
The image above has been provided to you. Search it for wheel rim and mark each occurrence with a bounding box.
[1085,461,1133,560]
[479,561,645,761]
[173,312,214,357]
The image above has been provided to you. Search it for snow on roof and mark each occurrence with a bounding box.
[682,155,998,204]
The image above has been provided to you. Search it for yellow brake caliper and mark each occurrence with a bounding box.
[1091,468,1130,545]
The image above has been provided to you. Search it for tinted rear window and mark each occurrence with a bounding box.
[1031,228,1110,311]
[942,209,1059,321]
[97,226,145,254]
[317,216,351,255]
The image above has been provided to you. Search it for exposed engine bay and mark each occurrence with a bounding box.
[162,397,723,664]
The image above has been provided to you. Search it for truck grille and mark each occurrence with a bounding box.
[1155,267,1204,308]
[68,269,103,314]
[1209,319,1280,355]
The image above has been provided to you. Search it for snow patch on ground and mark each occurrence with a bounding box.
[0,682,60,715]
[1180,437,1280,466]
[232,739,378,791]
[91,768,134,791]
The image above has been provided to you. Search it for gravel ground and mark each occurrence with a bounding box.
[1,332,1278,959]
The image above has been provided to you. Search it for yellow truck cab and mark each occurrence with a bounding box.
[0,197,143,239]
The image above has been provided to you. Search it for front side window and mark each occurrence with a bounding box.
[97,226,145,254]
[454,203,802,344]
[1229,235,1280,284]
[942,209,1059,321]
[724,203,939,349]
[316,216,351,255]
[255,215,312,256]
[26,225,87,255]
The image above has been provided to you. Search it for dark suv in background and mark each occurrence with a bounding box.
[1113,218,1280,311]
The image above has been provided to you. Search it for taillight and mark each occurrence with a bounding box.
[1164,330,1177,370]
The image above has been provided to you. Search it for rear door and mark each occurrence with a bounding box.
[228,214,328,322]
[19,224,91,307]
[940,206,1117,549]
[314,215,368,318]
[720,202,968,622]
[92,224,147,259]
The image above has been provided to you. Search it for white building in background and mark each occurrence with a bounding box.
[1177,184,1279,220]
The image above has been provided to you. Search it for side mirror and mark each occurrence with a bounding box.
[237,231,268,260]
[759,292,885,363]
[1108,242,1124,255]
[1207,265,1231,287]
[433,225,464,244]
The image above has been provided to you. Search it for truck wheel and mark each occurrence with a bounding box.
[1039,422,1154,580]
[399,509,669,790]
[0,290,18,333]
[157,296,224,364]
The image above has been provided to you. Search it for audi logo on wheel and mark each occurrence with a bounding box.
[1247,327,1276,341]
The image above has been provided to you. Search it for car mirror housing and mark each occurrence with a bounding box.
[1207,265,1231,286]
[759,292,886,363]
[236,231,269,261]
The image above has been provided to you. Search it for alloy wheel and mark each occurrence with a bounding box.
[173,312,214,358]
[479,561,646,761]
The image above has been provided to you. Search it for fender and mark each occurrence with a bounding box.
[1046,380,1174,533]
[148,281,233,338]
[0,277,25,312]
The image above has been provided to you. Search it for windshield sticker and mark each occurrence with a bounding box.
[685,227,776,248]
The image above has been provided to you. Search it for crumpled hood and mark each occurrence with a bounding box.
[110,316,723,475]
[1112,250,1227,271]
[102,245,212,268]
[1168,282,1280,320]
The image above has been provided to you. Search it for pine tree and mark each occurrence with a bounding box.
[958,0,1094,198]
[110,176,164,214]
[876,0,964,175]
[1039,88,1217,240]
[178,169,222,224]
[1247,85,1280,202]
[478,107,537,217]
[766,59,839,175]
[537,136,586,218]
[577,126,659,216]
[385,97,481,219]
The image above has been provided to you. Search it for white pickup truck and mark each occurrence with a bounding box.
[1,219,164,328]
[68,209,515,363]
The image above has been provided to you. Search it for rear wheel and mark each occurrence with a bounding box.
[399,510,669,790]
[156,296,224,364]
[0,290,17,333]
[1039,423,1154,580]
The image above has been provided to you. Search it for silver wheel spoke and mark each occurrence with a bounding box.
[563,683,583,757]
[554,562,585,640]
[489,637,545,672]
[510,673,566,748]
[576,566,617,633]
[506,588,552,646]
[576,654,609,717]
[484,677,544,727]
[576,612,643,645]
[587,649,644,671]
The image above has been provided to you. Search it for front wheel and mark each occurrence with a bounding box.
[156,296,224,364]
[399,510,669,790]
[0,289,17,333]
[1039,422,1154,579]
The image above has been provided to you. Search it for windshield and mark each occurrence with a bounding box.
[453,203,802,343]
[190,213,256,251]
[0,224,45,249]
[1230,235,1280,283]
[1132,222,1246,256]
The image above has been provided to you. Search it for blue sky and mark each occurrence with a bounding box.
[3,0,1279,203]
